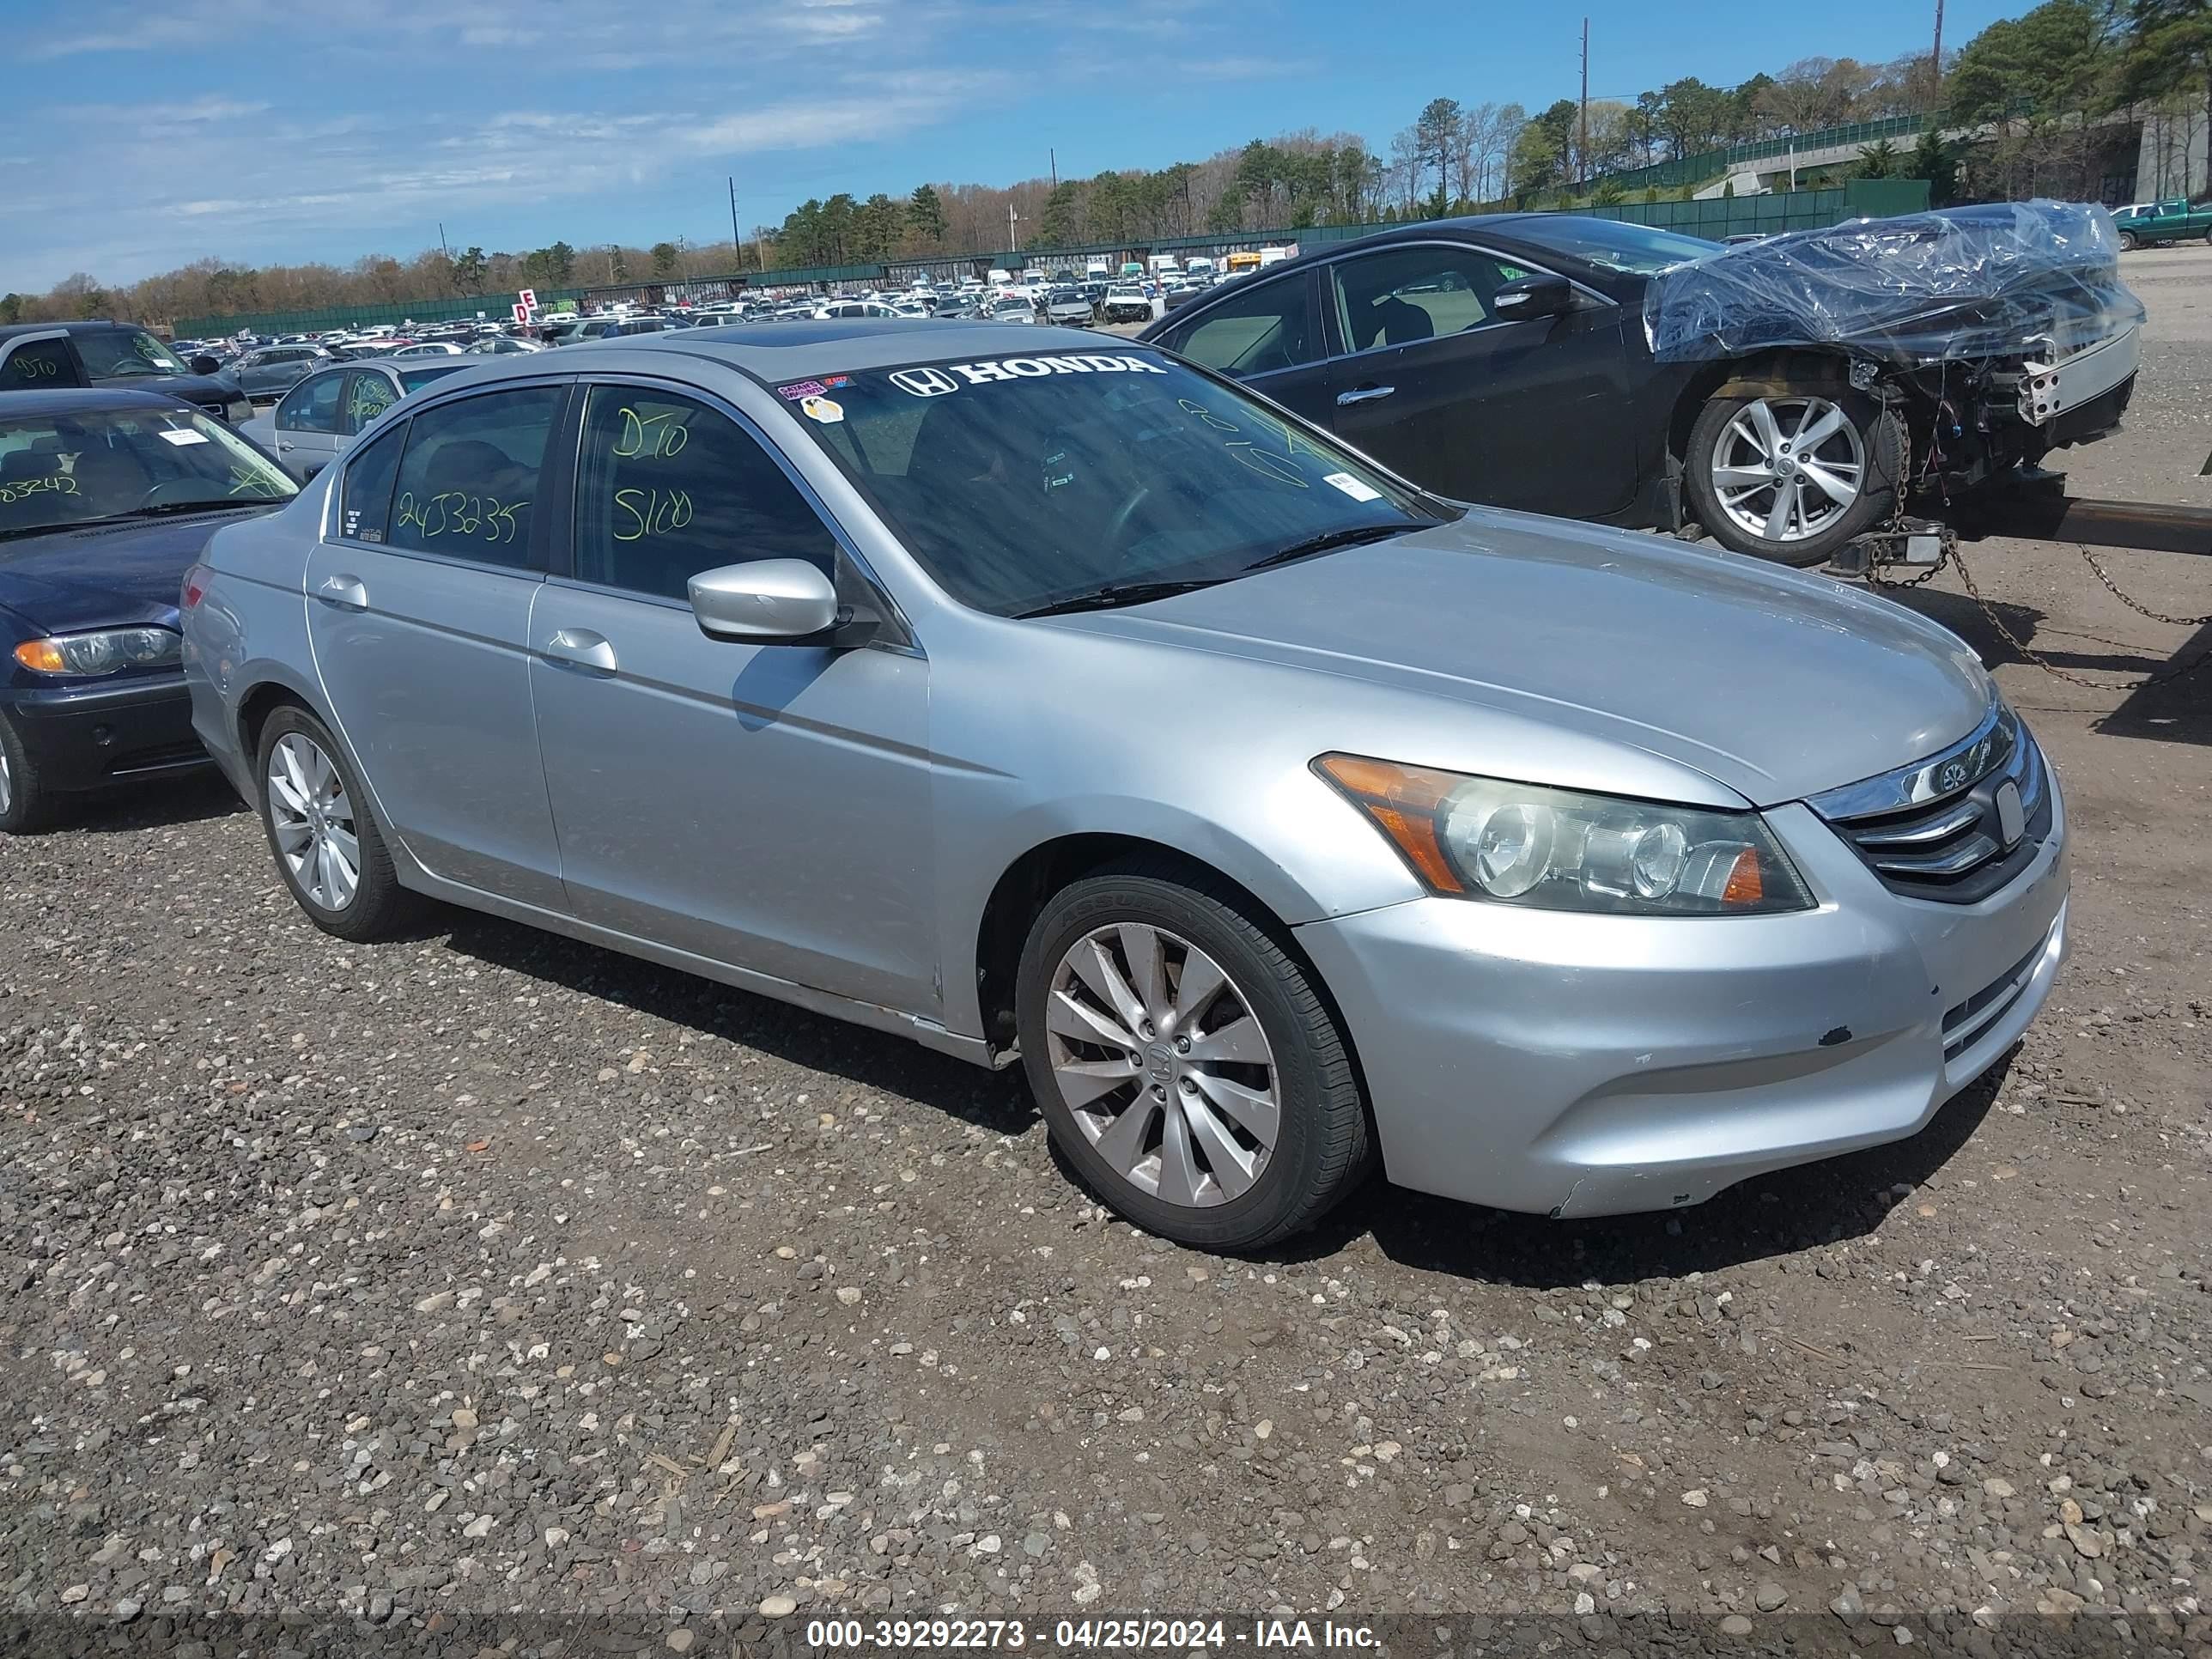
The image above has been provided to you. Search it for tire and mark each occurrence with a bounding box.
[254,706,417,942]
[0,710,58,835]
[1015,859,1373,1251]
[2118,230,2139,252]
[1682,375,1902,567]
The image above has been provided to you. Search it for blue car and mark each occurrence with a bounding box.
[0,388,296,831]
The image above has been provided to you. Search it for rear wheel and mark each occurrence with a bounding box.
[1683,378,1901,566]
[255,707,416,942]
[1015,862,1372,1251]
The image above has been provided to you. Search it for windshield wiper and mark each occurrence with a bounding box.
[1016,578,1228,618]
[1242,521,1413,574]
[94,498,287,524]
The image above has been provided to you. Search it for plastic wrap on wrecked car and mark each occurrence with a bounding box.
[1643,200,2147,367]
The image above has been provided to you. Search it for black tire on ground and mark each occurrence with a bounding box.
[1014,858,1374,1252]
[0,710,58,835]
[2118,230,2139,252]
[1682,374,1903,568]
[254,704,419,943]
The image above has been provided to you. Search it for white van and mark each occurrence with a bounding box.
[1148,254,1181,275]
[1184,256,1215,278]
[986,267,1012,286]
[1085,258,1111,280]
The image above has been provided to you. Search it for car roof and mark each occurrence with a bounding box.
[394,320,1142,392]
[0,387,199,415]
[0,319,136,339]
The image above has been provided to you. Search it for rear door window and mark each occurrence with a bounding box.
[343,370,400,434]
[1162,277,1317,376]
[338,422,406,544]
[385,386,562,568]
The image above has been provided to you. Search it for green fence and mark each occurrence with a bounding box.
[176,187,1913,338]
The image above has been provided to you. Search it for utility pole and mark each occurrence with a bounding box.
[727,177,742,265]
[438,222,450,261]
[1008,203,1021,253]
[1929,0,1944,99]
[1050,148,1058,191]
[1577,18,1589,185]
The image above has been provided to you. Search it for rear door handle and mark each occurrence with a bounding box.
[543,628,618,674]
[1336,384,1396,406]
[317,574,368,609]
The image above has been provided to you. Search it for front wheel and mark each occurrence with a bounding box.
[1015,862,1373,1251]
[0,711,57,835]
[2118,229,2140,252]
[1682,379,1901,566]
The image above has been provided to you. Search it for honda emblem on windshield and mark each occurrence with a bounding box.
[890,367,959,398]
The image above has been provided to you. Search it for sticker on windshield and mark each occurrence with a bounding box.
[799,395,844,425]
[157,428,210,447]
[1323,471,1382,503]
[888,355,1169,396]
[777,380,828,400]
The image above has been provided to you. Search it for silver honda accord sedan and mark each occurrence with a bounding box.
[179,320,2068,1251]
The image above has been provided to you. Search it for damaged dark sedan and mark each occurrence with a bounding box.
[1143,202,2142,566]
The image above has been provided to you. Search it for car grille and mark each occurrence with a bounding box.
[1809,704,2053,905]
[1940,939,2046,1062]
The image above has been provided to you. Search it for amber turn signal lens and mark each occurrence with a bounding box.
[1313,753,1467,893]
[13,640,66,674]
[1720,847,1765,907]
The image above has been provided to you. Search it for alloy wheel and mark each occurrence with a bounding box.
[1044,922,1280,1208]
[1710,395,1867,545]
[266,732,360,910]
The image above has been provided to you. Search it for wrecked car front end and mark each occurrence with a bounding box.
[1649,201,2147,500]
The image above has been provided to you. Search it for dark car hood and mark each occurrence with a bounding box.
[1046,510,1994,808]
[101,371,244,406]
[0,509,271,632]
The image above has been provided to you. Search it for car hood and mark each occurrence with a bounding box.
[0,509,276,632]
[1043,512,1992,808]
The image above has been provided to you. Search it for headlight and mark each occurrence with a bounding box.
[15,628,183,678]
[1316,754,1814,916]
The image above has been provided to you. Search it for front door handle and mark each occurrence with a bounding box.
[276,440,295,451]
[543,628,618,674]
[1336,384,1396,406]
[317,574,368,609]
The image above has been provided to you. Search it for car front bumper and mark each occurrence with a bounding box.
[1293,784,2069,1218]
[2,672,207,794]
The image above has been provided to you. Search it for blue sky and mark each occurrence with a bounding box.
[0,0,2032,291]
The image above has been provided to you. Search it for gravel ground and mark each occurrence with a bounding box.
[3,252,2209,1659]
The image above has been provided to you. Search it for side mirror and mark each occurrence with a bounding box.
[689,559,841,642]
[190,355,222,376]
[1491,274,1575,322]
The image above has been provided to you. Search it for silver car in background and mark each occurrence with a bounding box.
[240,356,471,482]
[180,323,2067,1251]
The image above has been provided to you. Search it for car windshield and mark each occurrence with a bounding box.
[76,330,193,381]
[399,364,468,392]
[0,404,295,542]
[1510,216,1724,274]
[781,349,1453,617]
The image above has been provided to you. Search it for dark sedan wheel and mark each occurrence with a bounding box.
[255,707,416,942]
[1684,377,1900,567]
[0,711,55,835]
[1016,860,1372,1251]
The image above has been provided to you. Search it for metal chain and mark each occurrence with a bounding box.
[1861,398,2209,686]
[1950,539,2212,691]
[2072,543,2212,629]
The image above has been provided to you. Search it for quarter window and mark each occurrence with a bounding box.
[338,422,406,544]
[385,386,561,566]
[1327,246,1524,351]
[572,386,836,601]
[276,371,346,435]
[1164,278,1317,376]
